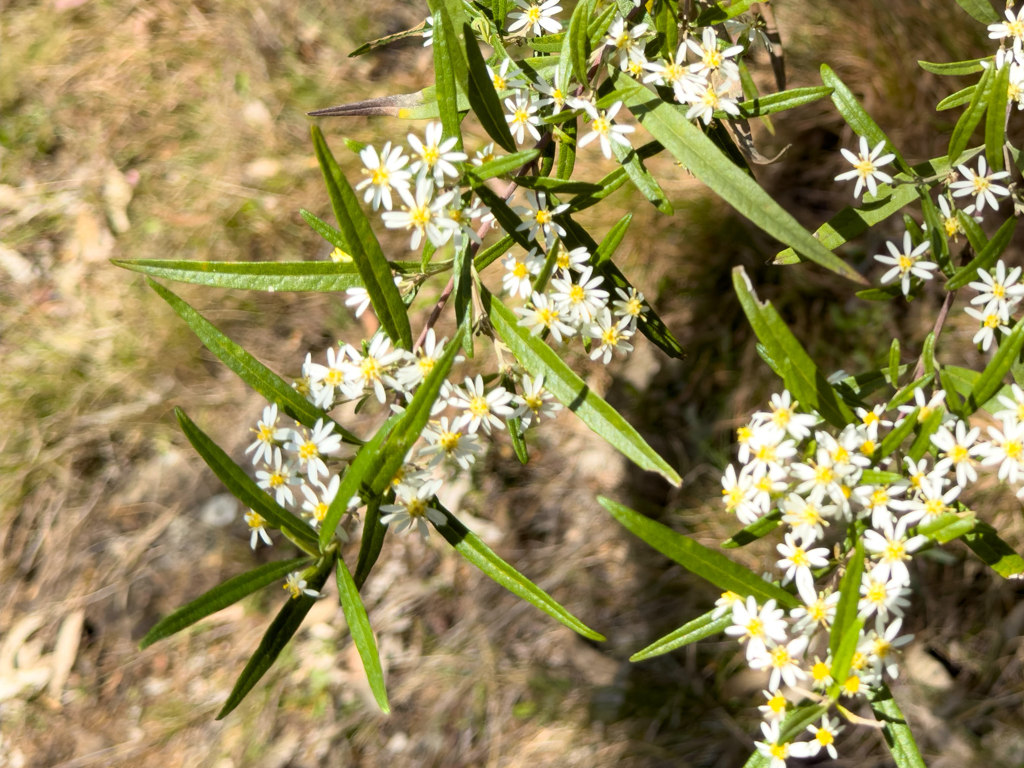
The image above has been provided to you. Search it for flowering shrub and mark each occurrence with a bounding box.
[114,0,1024,763]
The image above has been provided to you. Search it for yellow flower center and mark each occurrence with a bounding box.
[984,313,1001,329]
[527,5,542,23]
[370,166,390,187]
[439,429,462,453]
[422,145,441,166]
[513,261,529,278]
[493,74,507,90]
[755,476,774,493]
[325,368,344,386]
[873,638,892,658]
[702,48,724,70]
[811,660,830,682]
[723,486,745,509]
[418,356,436,376]
[602,326,622,346]
[882,540,908,563]
[256,423,275,442]
[524,393,545,413]
[767,693,786,713]
[246,512,266,529]
[950,444,970,463]
[410,204,432,228]
[360,356,383,381]
[993,283,1007,299]
[865,581,887,605]
[808,600,828,622]
[815,728,834,747]
[700,86,720,108]
[833,445,850,464]
[1007,440,1023,459]
[897,254,914,271]
[592,115,611,135]
[535,208,552,225]
[851,650,867,671]
[770,645,792,667]
[314,502,328,522]
[746,617,764,639]
[569,284,586,304]
[924,498,947,518]
[788,547,810,568]
[268,471,286,488]
[513,108,530,125]
[854,157,877,179]
[1008,19,1024,37]
[864,411,880,427]
[842,675,861,695]
[537,306,559,327]
[625,297,643,316]
[870,488,889,508]
[860,439,876,456]
[298,440,319,461]
[737,426,752,444]
[469,396,491,418]
[972,175,991,194]
[943,216,962,238]
[769,744,788,760]
[407,497,427,518]
[771,407,792,427]
[663,63,686,83]
[756,444,777,463]
[814,464,834,484]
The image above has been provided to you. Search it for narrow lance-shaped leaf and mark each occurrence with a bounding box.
[958,206,989,252]
[829,536,865,658]
[599,497,798,608]
[717,86,834,120]
[593,213,632,267]
[453,236,474,357]
[949,64,994,164]
[354,495,387,589]
[311,125,413,348]
[967,317,1024,414]
[963,522,1024,577]
[918,57,990,76]
[336,556,390,713]
[564,0,592,91]
[889,339,901,387]
[319,413,403,550]
[987,63,1012,171]
[920,191,952,275]
[148,279,361,445]
[484,289,681,484]
[945,215,1016,290]
[830,615,864,688]
[878,407,919,459]
[556,117,578,180]
[433,500,605,640]
[468,149,541,181]
[938,85,977,111]
[610,138,673,215]
[721,510,783,549]
[821,64,909,173]
[953,0,999,24]
[610,71,867,284]
[430,5,464,153]
[513,176,604,194]
[469,182,542,253]
[176,408,321,555]
[462,21,518,152]
[908,407,946,462]
[870,683,928,768]
[140,556,312,650]
[115,258,364,292]
[348,21,428,57]
[630,611,731,662]
[216,560,332,719]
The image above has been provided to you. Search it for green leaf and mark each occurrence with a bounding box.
[721,510,783,549]
[176,408,321,555]
[610,138,673,215]
[354,495,387,588]
[987,63,1012,171]
[468,149,541,181]
[887,372,935,410]
[147,279,361,445]
[555,117,578,180]
[216,560,332,719]
[565,0,592,88]
[694,0,754,25]
[877,407,919,459]
[512,176,604,194]
[922,331,938,376]
[938,84,978,111]
[609,73,867,284]
[463,21,518,152]
[953,0,998,24]
[919,57,991,76]
[774,152,970,265]
[921,512,977,544]
[821,64,909,173]
[453,238,473,357]
[967,318,1024,414]
[348,20,428,57]
[950,65,993,164]
[958,206,990,252]
[889,339,901,387]
[484,289,681,484]
[556,214,684,359]
[963,522,1024,577]
[318,413,402,551]
[908,407,946,462]
[599,497,798,608]
[336,557,390,713]
[920,191,952,275]
[474,233,515,271]
[431,7,464,154]
[830,616,864,688]
[946,215,1016,290]
[140,556,312,649]
[856,284,906,302]
[593,213,632,267]
[502,375,530,464]
[469,181,541,253]
[311,125,412,349]
[860,469,904,485]
[564,140,664,213]
[741,704,830,768]
[586,2,617,46]
[719,86,834,120]
[830,536,865,658]
[114,258,364,292]
[366,327,467,495]
[869,683,928,768]
[434,501,605,639]
[733,267,855,428]
[630,612,731,662]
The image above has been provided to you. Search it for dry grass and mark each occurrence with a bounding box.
[4,0,1024,766]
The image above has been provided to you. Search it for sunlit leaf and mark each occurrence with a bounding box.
[116,258,364,292]
[949,64,993,164]
[829,536,864,659]
[821,64,909,172]
[336,556,390,713]
[721,510,783,549]
[986,63,1012,171]
[630,611,731,661]
[918,57,990,75]
[946,215,1016,290]
[952,0,999,24]
[348,20,428,57]
[462,21,518,152]
[869,683,928,768]
[963,521,1024,577]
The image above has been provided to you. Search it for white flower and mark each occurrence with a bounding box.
[752,390,818,441]
[965,300,1012,352]
[299,475,346,538]
[284,418,342,484]
[749,466,789,515]
[450,374,516,434]
[749,634,809,691]
[555,245,592,274]
[306,345,356,409]
[874,231,937,296]
[515,190,568,247]
[936,194,978,242]
[380,479,447,539]
[443,194,487,248]
[805,715,843,760]
[685,27,743,79]
[721,465,758,524]
[789,585,839,635]
[507,0,563,36]
[988,6,1024,50]
[863,517,927,585]
[344,286,371,318]
[514,291,577,342]
[246,404,288,465]
[344,332,405,403]
[382,178,457,250]
[808,655,834,690]
[513,373,562,429]
[284,572,321,599]
[355,141,411,210]
[789,449,852,507]
[712,589,744,619]
[896,388,947,424]
[502,249,544,299]
[578,101,635,159]
[776,533,830,597]
[864,616,913,678]
[724,596,788,660]
[534,67,569,113]
[605,15,648,70]
[472,143,497,167]
[835,136,895,198]
[995,383,1024,423]
[858,571,911,621]
[256,448,299,507]
[551,266,609,324]
[245,510,272,549]
[422,15,434,47]
[587,308,635,364]
[683,82,740,125]
[931,420,983,487]
[900,476,961,526]
[980,418,1024,482]
[855,404,893,440]
[854,483,908,529]
[950,156,1011,212]
[968,260,1024,311]
[754,720,813,768]
[408,122,467,186]
[420,416,482,469]
[758,689,789,721]
[840,424,878,469]
[504,90,542,144]
[397,329,453,392]
[611,286,647,328]
[643,42,691,89]
[745,430,797,478]
[486,58,523,92]
[780,492,833,542]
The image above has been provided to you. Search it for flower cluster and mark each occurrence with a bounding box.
[717,377,1024,762]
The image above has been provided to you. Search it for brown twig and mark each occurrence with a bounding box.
[912,287,956,382]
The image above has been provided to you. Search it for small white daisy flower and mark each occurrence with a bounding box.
[835,136,896,198]
[578,101,635,159]
[355,141,411,211]
[380,479,447,539]
[513,373,562,429]
[514,291,577,342]
[408,122,467,187]
[504,90,542,144]
[874,231,937,296]
[949,155,1011,212]
[507,0,563,36]
[245,510,272,549]
[450,374,517,434]
[245,404,288,466]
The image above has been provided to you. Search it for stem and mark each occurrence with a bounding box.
[912,288,956,381]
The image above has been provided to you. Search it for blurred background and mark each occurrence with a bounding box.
[4,0,1024,765]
